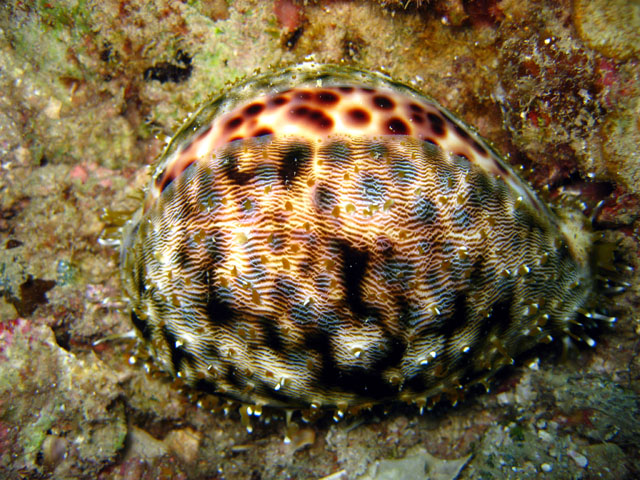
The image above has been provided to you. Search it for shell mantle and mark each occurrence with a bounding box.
[119,63,597,409]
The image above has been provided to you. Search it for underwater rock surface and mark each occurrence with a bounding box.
[0,0,638,479]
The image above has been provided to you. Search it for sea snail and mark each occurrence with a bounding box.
[117,62,620,412]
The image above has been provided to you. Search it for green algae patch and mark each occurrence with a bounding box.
[18,411,57,468]
[2,0,97,99]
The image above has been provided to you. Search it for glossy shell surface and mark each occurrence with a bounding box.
[120,63,595,409]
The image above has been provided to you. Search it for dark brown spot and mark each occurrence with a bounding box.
[453,122,471,139]
[405,374,427,393]
[373,95,394,110]
[361,87,375,93]
[338,241,371,318]
[346,108,371,125]
[385,117,409,135]
[374,336,406,371]
[228,136,243,143]
[291,105,310,118]
[244,102,265,117]
[309,110,334,130]
[456,152,470,161]
[415,292,469,345]
[253,128,273,137]
[295,90,312,101]
[495,161,508,175]
[410,113,425,124]
[279,142,312,188]
[225,116,243,132]
[205,286,234,326]
[304,330,333,364]
[471,139,488,155]
[290,104,334,130]
[315,90,339,105]
[338,86,354,93]
[260,317,284,352]
[220,150,253,185]
[194,378,219,396]
[409,102,425,114]
[162,325,194,373]
[133,261,145,299]
[443,290,471,355]
[225,365,243,388]
[423,137,438,146]
[468,257,485,284]
[269,95,288,108]
[305,325,400,398]
[485,297,513,334]
[131,310,151,341]
[427,112,446,136]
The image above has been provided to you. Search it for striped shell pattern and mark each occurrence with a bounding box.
[120,63,597,410]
